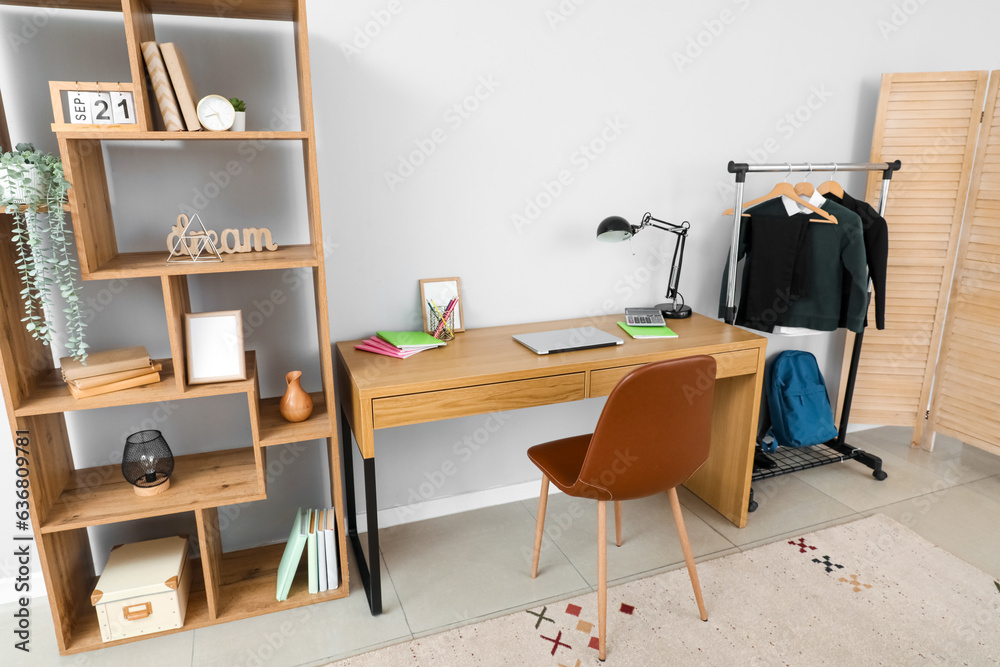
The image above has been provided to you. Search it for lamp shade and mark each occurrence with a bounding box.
[122,430,175,496]
[596,216,634,242]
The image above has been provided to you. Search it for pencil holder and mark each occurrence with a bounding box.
[429,309,455,341]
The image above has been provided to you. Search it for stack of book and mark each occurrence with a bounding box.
[60,347,161,399]
[355,330,446,359]
[276,507,341,601]
[140,41,201,132]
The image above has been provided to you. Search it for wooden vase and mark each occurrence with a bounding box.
[279,370,313,422]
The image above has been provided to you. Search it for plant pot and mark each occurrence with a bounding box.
[231,111,246,132]
[1,164,46,204]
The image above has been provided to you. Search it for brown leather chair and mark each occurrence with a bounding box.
[528,355,716,660]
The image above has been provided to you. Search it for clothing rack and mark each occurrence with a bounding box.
[725,160,902,512]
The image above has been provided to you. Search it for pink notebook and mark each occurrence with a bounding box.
[355,336,423,358]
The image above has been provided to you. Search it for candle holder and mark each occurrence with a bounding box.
[122,430,175,496]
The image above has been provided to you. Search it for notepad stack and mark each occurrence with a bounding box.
[276,507,341,601]
[60,346,161,399]
[354,330,446,359]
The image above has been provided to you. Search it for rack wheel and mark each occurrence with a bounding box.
[873,470,888,481]
[748,500,758,512]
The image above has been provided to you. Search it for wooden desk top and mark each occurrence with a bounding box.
[336,313,765,398]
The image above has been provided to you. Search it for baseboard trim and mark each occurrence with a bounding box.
[355,478,560,533]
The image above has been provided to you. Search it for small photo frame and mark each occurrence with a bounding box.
[420,277,465,334]
[184,310,246,384]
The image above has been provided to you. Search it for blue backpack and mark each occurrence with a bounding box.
[763,350,838,452]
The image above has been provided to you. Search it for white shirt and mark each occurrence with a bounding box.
[780,187,827,216]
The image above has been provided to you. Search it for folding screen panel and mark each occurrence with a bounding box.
[926,71,1000,455]
[842,71,988,446]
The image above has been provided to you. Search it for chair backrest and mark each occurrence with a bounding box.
[576,355,717,501]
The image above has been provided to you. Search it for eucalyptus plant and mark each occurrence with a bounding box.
[1,142,87,362]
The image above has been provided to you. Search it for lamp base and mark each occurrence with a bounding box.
[656,303,693,319]
[133,479,170,496]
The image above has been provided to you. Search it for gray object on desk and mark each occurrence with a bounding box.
[512,327,624,354]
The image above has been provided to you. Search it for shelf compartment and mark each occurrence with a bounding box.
[258,391,331,447]
[14,353,257,417]
[63,556,211,655]
[40,447,264,533]
[57,130,308,140]
[59,542,347,654]
[216,542,347,619]
[78,245,319,280]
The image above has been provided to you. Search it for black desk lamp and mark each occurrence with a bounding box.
[596,212,692,319]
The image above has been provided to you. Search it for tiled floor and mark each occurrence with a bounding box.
[6,426,1000,666]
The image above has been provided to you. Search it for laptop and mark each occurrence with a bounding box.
[513,327,624,355]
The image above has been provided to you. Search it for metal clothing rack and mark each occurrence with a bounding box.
[724,160,902,512]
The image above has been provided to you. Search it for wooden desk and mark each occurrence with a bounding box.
[335,313,766,615]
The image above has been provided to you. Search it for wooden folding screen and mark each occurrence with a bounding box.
[926,71,1000,455]
[842,72,989,447]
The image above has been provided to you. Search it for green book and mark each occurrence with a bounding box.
[376,330,446,349]
[276,508,309,601]
[617,321,678,339]
[307,509,319,594]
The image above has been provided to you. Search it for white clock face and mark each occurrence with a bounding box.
[197,95,236,131]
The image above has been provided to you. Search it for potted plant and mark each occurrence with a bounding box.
[229,97,246,131]
[1,143,88,362]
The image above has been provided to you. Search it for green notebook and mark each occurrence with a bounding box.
[376,330,446,349]
[617,321,678,339]
[276,508,309,601]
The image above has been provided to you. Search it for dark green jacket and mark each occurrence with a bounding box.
[719,197,869,333]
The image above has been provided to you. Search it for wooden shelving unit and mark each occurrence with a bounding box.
[0,0,347,655]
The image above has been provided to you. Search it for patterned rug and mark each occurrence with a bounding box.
[331,514,1000,665]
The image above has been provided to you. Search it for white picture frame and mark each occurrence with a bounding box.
[419,277,464,333]
[184,310,246,384]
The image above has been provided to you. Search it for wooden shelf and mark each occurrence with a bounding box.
[216,542,347,618]
[258,392,331,447]
[59,540,346,655]
[78,245,318,280]
[58,130,307,140]
[0,0,298,22]
[41,447,263,533]
[14,353,257,417]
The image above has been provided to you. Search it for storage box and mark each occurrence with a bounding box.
[90,535,192,642]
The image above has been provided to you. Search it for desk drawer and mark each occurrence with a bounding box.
[373,373,587,429]
[589,349,759,397]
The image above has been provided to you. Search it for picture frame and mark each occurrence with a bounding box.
[419,277,465,334]
[184,310,246,384]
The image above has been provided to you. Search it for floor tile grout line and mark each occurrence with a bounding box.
[375,546,417,639]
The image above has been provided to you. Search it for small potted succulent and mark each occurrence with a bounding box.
[0,142,88,362]
[229,97,246,131]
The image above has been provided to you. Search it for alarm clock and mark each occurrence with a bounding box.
[196,94,236,131]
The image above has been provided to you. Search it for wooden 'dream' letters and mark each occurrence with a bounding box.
[167,218,278,256]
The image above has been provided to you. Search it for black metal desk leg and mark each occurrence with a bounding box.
[340,407,383,615]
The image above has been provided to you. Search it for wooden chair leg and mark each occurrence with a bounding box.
[614,500,622,547]
[531,475,550,578]
[597,500,607,660]
[668,487,708,621]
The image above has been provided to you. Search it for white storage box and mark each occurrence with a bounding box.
[90,535,192,642]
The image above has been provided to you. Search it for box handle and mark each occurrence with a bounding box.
[123,602,152,621]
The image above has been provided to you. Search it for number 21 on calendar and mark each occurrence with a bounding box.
[69,91,136,125]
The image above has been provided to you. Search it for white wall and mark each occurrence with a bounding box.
[1,0,996,596]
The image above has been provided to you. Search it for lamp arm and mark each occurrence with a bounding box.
[640,212,690,235]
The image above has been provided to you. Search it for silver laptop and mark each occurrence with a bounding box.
[513,327,624,355]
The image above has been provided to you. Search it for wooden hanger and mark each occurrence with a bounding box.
[723,180,838,224]
[817,164,845,198]
[793,164,815,197]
